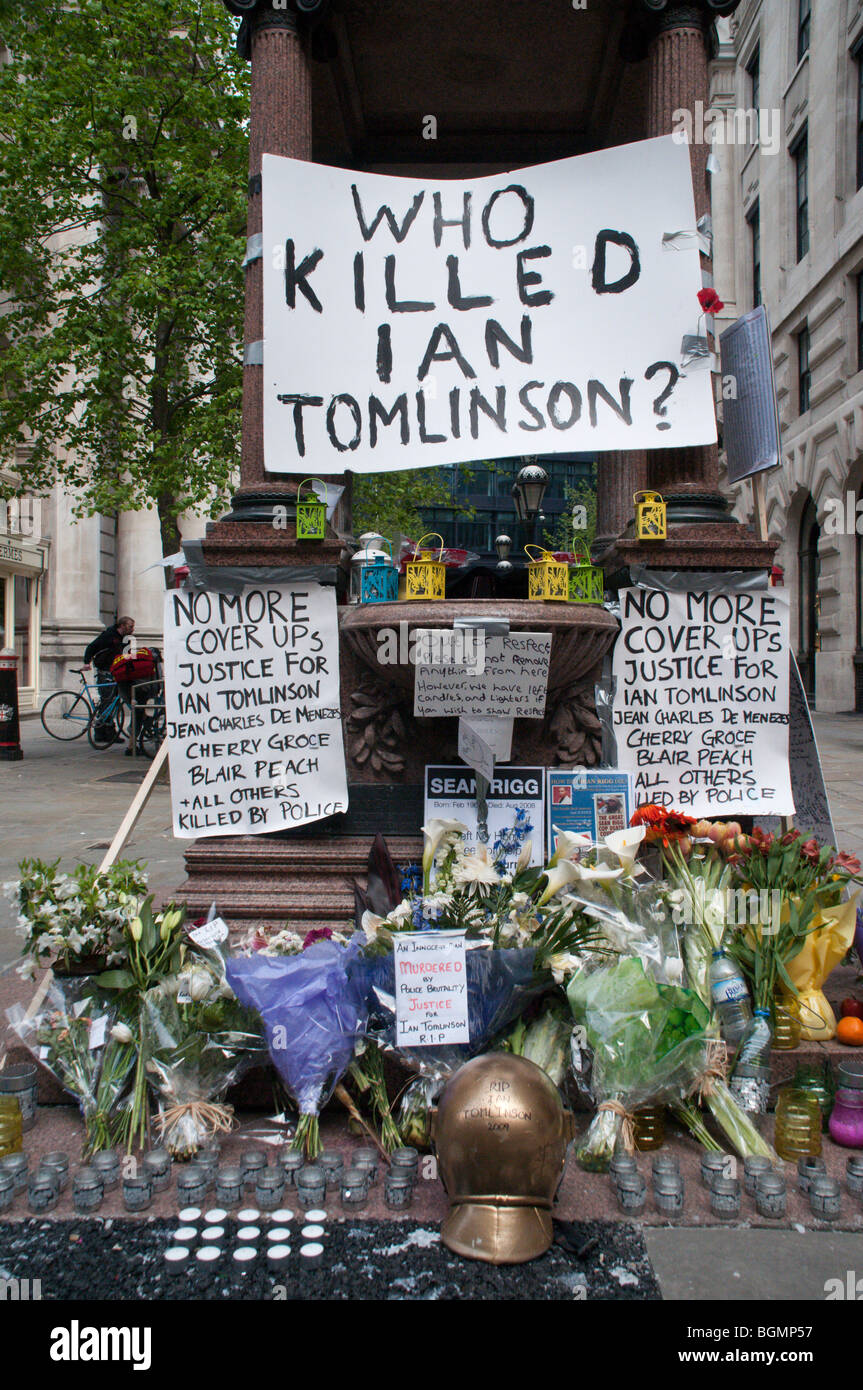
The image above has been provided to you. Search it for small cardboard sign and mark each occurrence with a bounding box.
[394,932,470,1047]
[414,632,551,719]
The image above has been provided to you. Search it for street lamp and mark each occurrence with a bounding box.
[511,462,549,544]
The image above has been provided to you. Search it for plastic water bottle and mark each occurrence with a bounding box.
[709,949,752,1048]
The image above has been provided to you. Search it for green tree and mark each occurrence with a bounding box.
[0,0,249,556]
[352,464,478,545]
[545,467,597,554]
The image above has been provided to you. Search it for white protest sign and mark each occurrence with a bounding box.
[261,136,716,473]
[612,586,793,816]
[414,632,551,718]
[163,583,348,839]
[394,932,470,1047]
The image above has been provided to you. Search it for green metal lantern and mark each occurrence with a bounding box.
[568,546,604,604]
[295,478,327,541]
[360,540,399,605]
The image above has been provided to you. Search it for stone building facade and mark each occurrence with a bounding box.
[713,0,863,712]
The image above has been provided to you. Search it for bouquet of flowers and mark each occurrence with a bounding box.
[6,858,147,978]
[226,934,368,1158]
[141,954,265,1159]
[7,980,136,1156]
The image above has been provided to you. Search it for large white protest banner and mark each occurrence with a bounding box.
[261,136,715,472]
[611,586,793,817]
[163,583,348,839]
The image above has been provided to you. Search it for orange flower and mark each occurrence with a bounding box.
[631,804,697,847]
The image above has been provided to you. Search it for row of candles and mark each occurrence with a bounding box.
[610,1151,863,1221]
[0,1141,420,1216]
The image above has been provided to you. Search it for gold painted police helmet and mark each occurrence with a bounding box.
[431,1053,575,1265]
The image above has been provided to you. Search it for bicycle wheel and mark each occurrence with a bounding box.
[87,701,127,750]
[137,704,166,759]
[40,690,93,740]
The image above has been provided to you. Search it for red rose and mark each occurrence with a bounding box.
[302,927,334,950]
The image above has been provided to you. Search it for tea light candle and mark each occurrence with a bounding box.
[267,1227,293,1243]
[123,1175,153,1212]
[204,1207,228,1224]
[797,1155,827,1194]
[164,1246,190,1271]
[237,1207,260,1223]
[241,1149,268,1186]
[255,1170,286,1211]
[700,1154,729,1189]
[319,1151,344,1183]
[232,1246,257,1267]
[609,1153,638,1187]
[710,1176,741,1219]
[28,1176,58,1213]
[173,1226,198,1244]
[203,1225,225,1242]
[142,1149,172,1193]
[299,1241,323,1269]
[296,1165,326,1209]
[650,1154,679,1181]
[237,1225,261,1241]
[72,1167,104,1214]
[303,1209,326,1224]
[340,1169,369,1211]
[178,1207,202,1223]
[809,1175,841,1221]
[0,1172,15,1212]
[845,1154,863,1196]
[41,1152,70,1191]
[0,1062,39,1130]
[195,1245,222,1264]
[353,1148,378,1182]
[743,1156,773,1196]
[754,1171,787,1219]
[384,1174,414,1212]
[301,1224,325,1240]
[653,1171,684,1216]
[195,1151,219,1189]
[215,1167,244,1207]
[389,1147,419,1181]
[0,1153,28,1191]
[267,1244,291,1268]
[91,1150,121,1190]
[615,1174,647,1215]
[176,1166,208,1206]
[269,1210,294,1224]
[278,1150,304,1185]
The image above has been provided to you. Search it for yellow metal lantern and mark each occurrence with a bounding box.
[634,490,667,541]
[525,545,569,602]
[295,478,327,541]
[405,533,446,601]
[568,547,604,605]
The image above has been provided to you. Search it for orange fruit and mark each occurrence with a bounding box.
[836,1016,863,1046]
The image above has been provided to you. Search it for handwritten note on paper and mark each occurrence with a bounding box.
[414,632,551,719]
[612,586,793,817]
[394,932,470,1047]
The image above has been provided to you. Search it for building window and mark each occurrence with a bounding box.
[747,47,760,130]
[748,203,761,307]
[798,326,811,413]
[797,0,811,63]
[792,128,809,260]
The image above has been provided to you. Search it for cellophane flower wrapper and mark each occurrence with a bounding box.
[225,936,368,1145]
[562,879,684,986]
[141,974,266,1159]
[352,942,543,1116]
[6,979,136,1156]
[566,956,711,1171]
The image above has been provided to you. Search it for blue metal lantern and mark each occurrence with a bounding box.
[359,540,398,604]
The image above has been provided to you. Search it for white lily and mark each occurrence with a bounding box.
[548,826,593,866]
[361,909,385,944]
[110,1022,134,1045]
[573,863,625,884]
[538,859,583,905]
[452,845,500,894]
[515,839,533,874]
[421,818,468,891]
[602,825,647,875]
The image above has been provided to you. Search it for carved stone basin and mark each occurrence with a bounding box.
[340,599,619,695]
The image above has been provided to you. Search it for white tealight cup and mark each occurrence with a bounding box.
[164,1246,190,1267]
[301,1224,325,1240]
[303,1209,327,1223]
[300,1242,323,1268]
[267,1244,291,1266]
[204,1208,228,1224]
[196,1245,221,1264]
[237,1208,260,1222]
[173,1226,198,1243]
[178,1207,202,1222]
[269,1209,294,1223]
[237,1225,260,1240]
[267,1227,293,1242]
[204,1225,225,1242]
[232,1246,257,1265]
